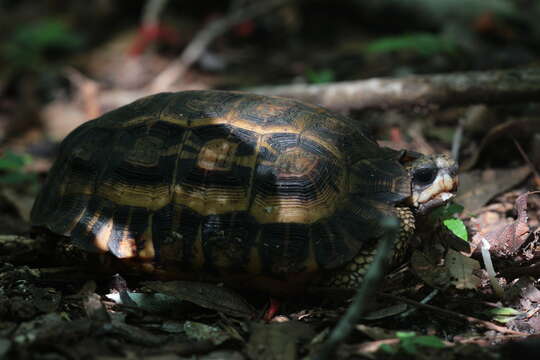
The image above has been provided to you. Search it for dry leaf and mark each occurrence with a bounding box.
[141,281,255,318]
[445,249,481,289]
[246,322,314,360]
[184,321,232,346]
[411,250,451,289]
[83,293,110,323]
[472,192,532,257]
[411,249,480,290]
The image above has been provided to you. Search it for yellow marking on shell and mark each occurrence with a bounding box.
[160,114,342,159]
[249,165,347,224]
[248,144,346,224]
[250,199,338,224]
[173,185,248,214]
[162,143,183,157]
[138,214,155,260]
[62,201,88,234]
[125,136,163,167]
[169,129,191,202]
[197,139,238,171]
[61,182,94,200]
[74,208,103,240]
[98,115,155,129]
[96,182,169,210]
[172,135,259,215]
[245,134,263,215]
[275,148,319,177]
[94,219,114,252]
[64,171,169,210]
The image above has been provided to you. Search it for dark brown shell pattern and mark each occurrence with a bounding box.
[31,90,411,279]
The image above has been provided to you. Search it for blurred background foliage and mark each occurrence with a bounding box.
[0,0,539,182]
[2,19,83,72]
[1,0,538,86]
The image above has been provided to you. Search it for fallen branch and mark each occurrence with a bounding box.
[249,68,540,110]
[149,0,297,92]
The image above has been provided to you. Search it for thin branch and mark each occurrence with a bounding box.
[378,292,529,336]
[249,68,540,110]
[313,217,399,360]
[149,0,297,92]
[513,137,540,181]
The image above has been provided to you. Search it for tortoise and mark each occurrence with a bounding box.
[30,90,458,295]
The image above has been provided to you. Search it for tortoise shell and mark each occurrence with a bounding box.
[31,90,413,288]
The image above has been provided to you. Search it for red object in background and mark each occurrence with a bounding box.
[128,24,182,56]
[263,298,281,322]
[205,12,255,38]
[472,12,515,40]
[233,20,256,38]
[389,126,403,144]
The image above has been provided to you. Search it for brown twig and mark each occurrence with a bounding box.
[377,292,529,336]
[149,0,297,92]
[513,137,540,183]
[249,68,540,110]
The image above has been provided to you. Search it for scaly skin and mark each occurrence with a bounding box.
[320,207,415,288]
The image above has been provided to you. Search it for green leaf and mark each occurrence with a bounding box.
[379,343,397,354]
[305,68,335,84]
[396,331,416,339]
[412,335,446,349]
[0,151,32,170]
[365,33,458,56]
[2,19,83,70]
[443,218,468,241]
[488,307,521,316]
[400,339,418,354]
[0,172,37,185]
[487,307,522,323]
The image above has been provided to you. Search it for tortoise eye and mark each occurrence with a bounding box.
[413,168,438,186]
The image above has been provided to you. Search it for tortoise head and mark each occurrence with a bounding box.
[405,154,458,215]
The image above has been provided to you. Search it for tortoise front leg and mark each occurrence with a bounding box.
[318,207,415,289]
